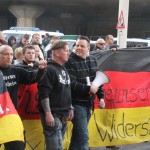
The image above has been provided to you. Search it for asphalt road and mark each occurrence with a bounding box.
[90,141,150,150]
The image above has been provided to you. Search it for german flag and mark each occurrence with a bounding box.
[0,71,24,144]
[17,83,45,150]
[87,49,150,147]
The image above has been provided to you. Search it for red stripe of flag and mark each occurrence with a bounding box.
[94,71,150,109]
[0,91,17,118]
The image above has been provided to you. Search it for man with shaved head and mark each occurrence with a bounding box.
[93,38,106,50]
[0,45,47,150]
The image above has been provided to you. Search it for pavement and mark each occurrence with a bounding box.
[90,141,150,150]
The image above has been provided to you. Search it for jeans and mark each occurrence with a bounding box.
[69,105,91,150]
[40,113,67,150]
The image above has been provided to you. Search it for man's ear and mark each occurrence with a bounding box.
[55,50,60,57]
[88,45,90,52]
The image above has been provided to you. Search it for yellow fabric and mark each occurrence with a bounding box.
[1,107,150,150]
[89,107,150,147]
[63,107,150,148]
[23,120,45,150]
[64,122,73,150]
[0,114,24,144]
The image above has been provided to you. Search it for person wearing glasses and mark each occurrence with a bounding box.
[94,36,118,51]
[93,38,106,50]
[94,38,105,50]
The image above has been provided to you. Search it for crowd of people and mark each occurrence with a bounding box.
[0,31,120,150]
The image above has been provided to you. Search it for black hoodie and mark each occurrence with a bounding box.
[0,65,45,108]
[38,59,72,113]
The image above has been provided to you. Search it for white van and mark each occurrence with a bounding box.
[2,27,64,43]
[114,37,150,47]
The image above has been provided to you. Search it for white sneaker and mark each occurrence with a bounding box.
[99,98,105,109]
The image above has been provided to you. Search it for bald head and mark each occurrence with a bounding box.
[0,45,14,67]
[96,38,105,44]
[96,38,106,50]
[0,45,12,52]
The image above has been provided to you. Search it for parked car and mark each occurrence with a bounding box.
[114,37,150,47]
[44,38,96,54]
[2,27,64,43]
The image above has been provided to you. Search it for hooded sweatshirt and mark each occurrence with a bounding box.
[38,59,72,113]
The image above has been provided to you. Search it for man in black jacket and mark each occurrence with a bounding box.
[93,38,106,51]
[65,36,104,150]
[18,45,39,69]
[0,45,47,150]
[38,40,74,150]
[12,34,30,50]
[30,33,44,56]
